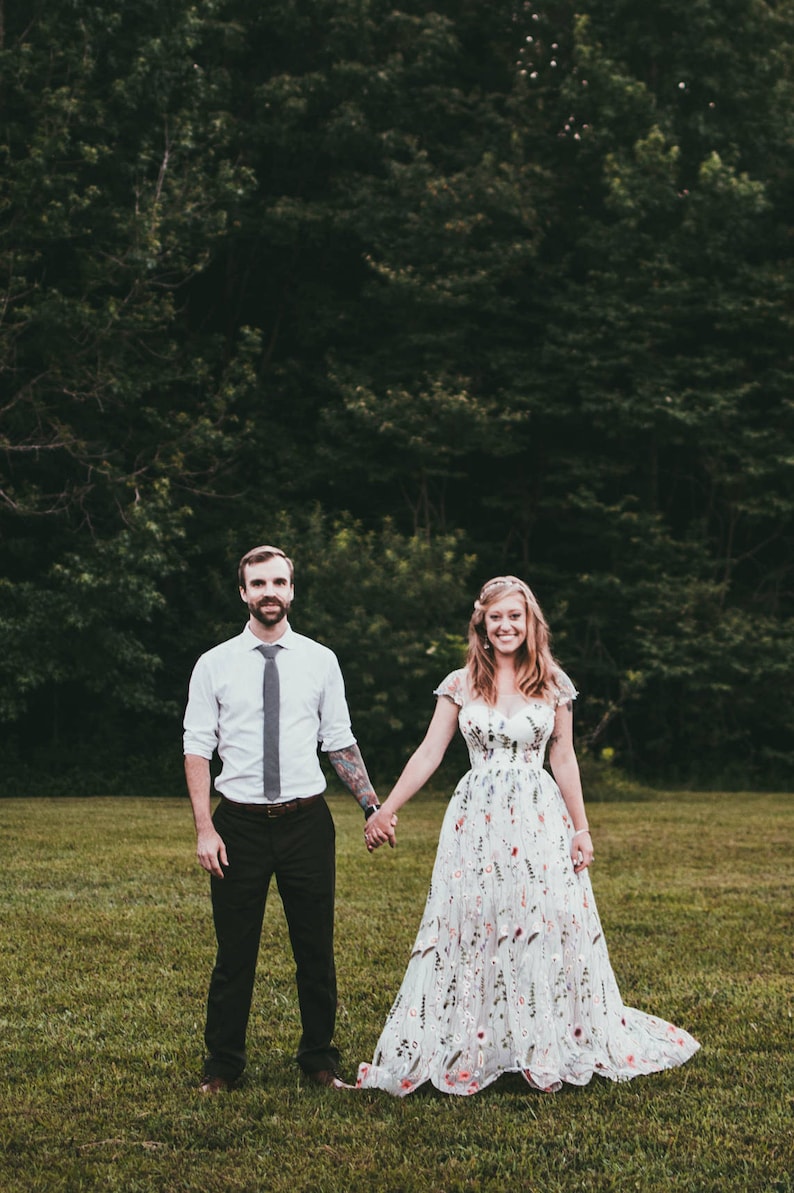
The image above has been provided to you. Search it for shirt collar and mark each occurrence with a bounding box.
[242,621,296,650]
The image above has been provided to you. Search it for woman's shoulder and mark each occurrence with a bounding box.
[550,668,578,707]
[433,668,470,708]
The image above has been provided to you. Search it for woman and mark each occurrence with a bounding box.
[358,576,699,1096]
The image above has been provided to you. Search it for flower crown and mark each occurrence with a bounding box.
[473,576,524,613]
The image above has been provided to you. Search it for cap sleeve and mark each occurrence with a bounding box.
[553,669,578,707]
[433,668,467,708]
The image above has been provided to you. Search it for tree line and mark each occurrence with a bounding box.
[2,0,793,794]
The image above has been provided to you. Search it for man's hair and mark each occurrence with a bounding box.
[237,545,294,587]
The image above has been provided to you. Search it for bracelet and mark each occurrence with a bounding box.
[572,828,591,839]
[364,804,380,820]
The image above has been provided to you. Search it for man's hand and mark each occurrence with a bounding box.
[196,828,228,877]
[364,808,398,852]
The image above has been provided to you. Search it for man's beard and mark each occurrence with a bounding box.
[249,597,290,627]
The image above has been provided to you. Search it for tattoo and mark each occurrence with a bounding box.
[548,732,559,747]
[565,700,573,713]
[328,745,378,811]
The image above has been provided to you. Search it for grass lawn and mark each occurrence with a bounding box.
[0,789,791,1192]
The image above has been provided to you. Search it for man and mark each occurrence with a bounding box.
[183,544,389,1094]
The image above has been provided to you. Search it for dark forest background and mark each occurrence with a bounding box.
[2,0,793,795]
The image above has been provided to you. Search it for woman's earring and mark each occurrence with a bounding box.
[484,640,491,650]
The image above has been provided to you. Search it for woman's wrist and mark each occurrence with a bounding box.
[572,827,591,839]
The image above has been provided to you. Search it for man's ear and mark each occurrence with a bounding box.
[239,586,247,603]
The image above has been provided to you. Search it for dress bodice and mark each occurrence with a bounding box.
[458,700,555,771]
[434,667,577,773]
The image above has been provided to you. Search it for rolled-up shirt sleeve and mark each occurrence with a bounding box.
[318,653,357,754]
[183,656,220,759]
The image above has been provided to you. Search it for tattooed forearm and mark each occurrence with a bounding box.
[328,744,378,811]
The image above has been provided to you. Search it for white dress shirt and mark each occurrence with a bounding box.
[183,623,356,804]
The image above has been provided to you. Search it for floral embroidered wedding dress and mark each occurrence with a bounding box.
[357,669,699,1097]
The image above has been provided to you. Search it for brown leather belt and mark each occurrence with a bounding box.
[221,793,323,818]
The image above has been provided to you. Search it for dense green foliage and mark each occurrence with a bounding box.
[2,1,794,790]
[0,792,791,1190]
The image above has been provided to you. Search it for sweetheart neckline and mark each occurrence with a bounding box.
[467,698,554,719]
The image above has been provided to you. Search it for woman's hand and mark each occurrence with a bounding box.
[364,807,398,851]
[570,828,594,874]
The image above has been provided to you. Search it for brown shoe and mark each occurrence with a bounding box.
[303,1068,354,1091]
[198,1075,232,1095]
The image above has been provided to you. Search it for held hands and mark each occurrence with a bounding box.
[364,808,398,852]
[570,828,594,874]
[196,828,228,878]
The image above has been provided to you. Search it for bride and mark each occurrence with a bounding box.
[358,576,699,1096]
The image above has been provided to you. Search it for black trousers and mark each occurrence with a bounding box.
[203,795,340,1082]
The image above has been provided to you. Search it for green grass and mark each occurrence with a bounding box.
[0,790,792,1193]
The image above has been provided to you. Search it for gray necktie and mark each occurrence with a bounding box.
[257,644,282,800]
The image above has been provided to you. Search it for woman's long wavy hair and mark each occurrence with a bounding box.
[467,576,560,705]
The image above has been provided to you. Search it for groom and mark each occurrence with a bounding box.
[183,544,385,1093]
